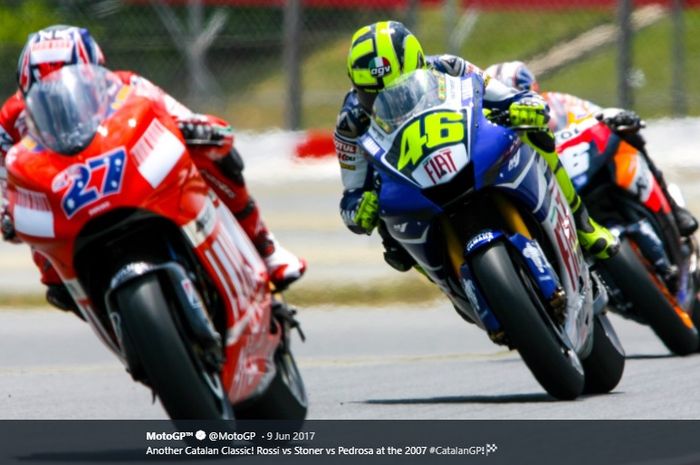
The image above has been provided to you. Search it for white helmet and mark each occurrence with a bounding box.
[485,61,538,92]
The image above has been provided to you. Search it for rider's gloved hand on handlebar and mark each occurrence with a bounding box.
[508,98,550,130]
[340,189,379,235]
[596,108,645,134]
[354,191,379,234]
[177,114,229,146]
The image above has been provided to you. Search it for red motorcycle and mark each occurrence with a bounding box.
[5,64,307,419]
[556,114,699,354]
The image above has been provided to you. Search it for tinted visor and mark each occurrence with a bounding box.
[25,64,117,155]
[372,69,445,133]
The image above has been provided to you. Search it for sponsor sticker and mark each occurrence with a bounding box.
[369,57,392,77]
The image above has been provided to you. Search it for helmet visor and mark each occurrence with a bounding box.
[372,69,444,133]
[25,64,115,155]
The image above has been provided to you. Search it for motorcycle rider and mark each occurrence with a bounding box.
[336,21,618,273]
[0,25,306,312]
[485,60,698,237]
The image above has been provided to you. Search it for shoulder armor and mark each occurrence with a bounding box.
[335,90,370,140]
[428,54,468,77]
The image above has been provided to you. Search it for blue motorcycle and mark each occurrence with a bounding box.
[359,69,625,400]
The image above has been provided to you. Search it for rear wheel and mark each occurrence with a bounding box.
[234,347,308,420]
[582,314,625,394]
[603,238,699,355]
[692,298,700,344]
[116,274,232,419]
[471,242,585,400]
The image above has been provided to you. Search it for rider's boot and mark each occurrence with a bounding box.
[377,222,415,272]
[671,203,698,237]
[650,166,698,236]
[570,196,620,259]
[33,250,84,320]
[46,283,85,321]
[234,198,306,289]
[197,148,307,288]
[627,142,699,237]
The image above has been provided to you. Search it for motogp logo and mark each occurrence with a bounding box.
[369,57,392,77]
[51,148,126,218]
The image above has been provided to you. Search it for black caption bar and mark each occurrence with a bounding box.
[1,420,699,464]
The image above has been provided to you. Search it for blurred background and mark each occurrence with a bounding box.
[1,0,698,130]
[1,0,699,304]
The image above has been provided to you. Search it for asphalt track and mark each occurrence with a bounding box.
[2,304,700,419]
[2,122,700,420]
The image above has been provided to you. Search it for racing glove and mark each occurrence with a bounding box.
[508,98,550,130]
[355,191,379,234]
[596,108,645,134]
[177,115,231,146]
[340,189,379,235]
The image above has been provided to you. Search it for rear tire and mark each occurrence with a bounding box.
[116,274,232,419]
[692,297,700,348]
[603,238,699,355]
[471,242,585,400]
[234,348,308,420]
[582,314,625,394]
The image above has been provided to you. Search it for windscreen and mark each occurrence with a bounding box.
[25,64,118,155]
[372,69,445,133]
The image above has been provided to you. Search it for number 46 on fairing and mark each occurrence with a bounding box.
[397,111,465,170]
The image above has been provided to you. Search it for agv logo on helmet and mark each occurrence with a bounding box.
[369,57,392,77]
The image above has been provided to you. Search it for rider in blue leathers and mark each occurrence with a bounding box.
[334,21,618,271]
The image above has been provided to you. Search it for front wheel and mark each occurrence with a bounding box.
[470,242,585,400]
[603,238,699,355]
[115,274,232,419]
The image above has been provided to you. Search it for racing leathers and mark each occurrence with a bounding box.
[543,91,697,236]
[334,55,618,269]
[0,71,306,310]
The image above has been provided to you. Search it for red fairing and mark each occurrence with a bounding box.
[556,117,671,215]
[5,78,278,404]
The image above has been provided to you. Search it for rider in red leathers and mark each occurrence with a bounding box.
[1,25,306,312]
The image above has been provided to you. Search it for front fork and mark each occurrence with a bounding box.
[445,194,566,335]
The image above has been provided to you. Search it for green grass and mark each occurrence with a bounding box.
[441,10,613,65]
[0,275,443,310]
[226,6,700,130]
[542,12,700,117]
[284,275,443,307]
[0,293,50,309]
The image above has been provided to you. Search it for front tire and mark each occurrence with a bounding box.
[471,242,585,400]
[603,238,699,355]
[115,274,232,419]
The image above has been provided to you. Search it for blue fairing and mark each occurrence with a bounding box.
[378,171,445,268]
[471,117,553,222]
[378,171,442,218]
[360,70,577,332]
[470,114,519,190]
